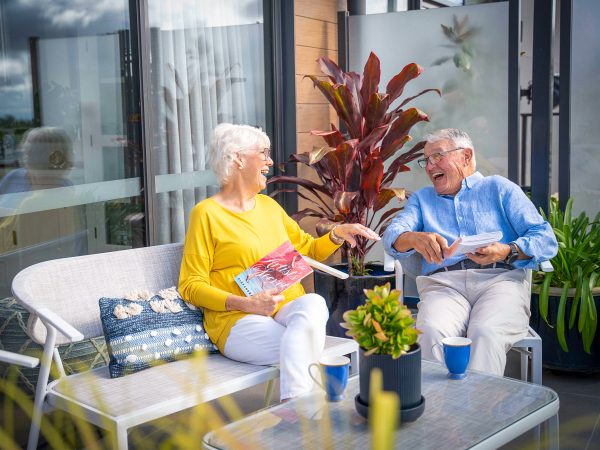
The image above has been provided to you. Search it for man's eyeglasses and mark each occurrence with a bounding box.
[417,147,465,168]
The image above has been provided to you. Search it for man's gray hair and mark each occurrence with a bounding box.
[423,128,476,169]
[208,123,270,185]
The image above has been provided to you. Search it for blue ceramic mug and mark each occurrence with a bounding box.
[432,337,472,380]
[308,355,350,401]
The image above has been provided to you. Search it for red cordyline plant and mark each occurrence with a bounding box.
[268,52,439,275]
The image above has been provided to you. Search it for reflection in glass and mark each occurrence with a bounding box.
[571,0,600,215]
[0,0,143,296]
[148,0,266,244]
[349,4,509,193]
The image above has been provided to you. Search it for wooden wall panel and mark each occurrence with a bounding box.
[296,46,338,76]
[295,0,338,23]
[293,0,339,263]
[296,75,328,104]
[295,16,337,50]
[297,104,337,133]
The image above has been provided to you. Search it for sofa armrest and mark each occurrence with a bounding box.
[0,349,39,368]
[36,307,84,342]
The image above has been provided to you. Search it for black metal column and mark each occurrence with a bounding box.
[348,0,366,15]
[530,0,555,214]
[130,0,155,245]
[508,0,521,184]
[407,0,422,10]
[558,0,572,210]
[266,0,297,213]
[338,11,349,72]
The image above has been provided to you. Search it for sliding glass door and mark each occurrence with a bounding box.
[0,1,144,297]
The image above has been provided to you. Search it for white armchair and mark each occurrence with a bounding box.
[383,251,553,384]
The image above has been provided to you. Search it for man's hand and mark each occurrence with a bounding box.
[466,242,511,265]
[226,289,285,316]
[394,231,449,265]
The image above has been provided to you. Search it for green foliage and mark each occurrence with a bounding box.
[535,197,600,353]
[268,52,439,275]
[341,283,420,358]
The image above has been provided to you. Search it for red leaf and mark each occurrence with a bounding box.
[357,124,388,154]
[380,108,429,159]
[317,57,345,84]
[360,156,384,208]
[325,140,359,188]
[373,188,406,212]
[311,128,344,147]
[267,175,330,195]
[386,63,423,104]
[382,141,425,184]
[396,88,442,110]
[364,93,390,137]
[334,191,358,215]
[360,52,381,114]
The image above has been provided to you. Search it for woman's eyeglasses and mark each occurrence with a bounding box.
[417,147,464,168]
[261,148,271,161]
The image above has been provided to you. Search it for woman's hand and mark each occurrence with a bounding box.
[227,289,285,316]
[333,223,381,248]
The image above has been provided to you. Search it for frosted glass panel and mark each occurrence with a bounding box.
[570,0,600,216]
[349,3,508,192]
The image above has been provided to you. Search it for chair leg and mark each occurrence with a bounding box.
[264,379,275,407]
[531,341,543,385]
[28,329,57,450]
[110,425,129,450]
[520,351,529,382]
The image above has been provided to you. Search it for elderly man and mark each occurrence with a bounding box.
[383,128,558,376]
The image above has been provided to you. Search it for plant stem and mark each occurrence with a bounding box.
[346,246,353,276]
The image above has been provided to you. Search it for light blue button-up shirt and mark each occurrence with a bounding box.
[383,172,558,275]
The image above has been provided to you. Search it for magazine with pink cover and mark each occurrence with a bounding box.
[235,241,313,297]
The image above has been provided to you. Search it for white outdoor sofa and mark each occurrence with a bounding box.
[10,243,359,450]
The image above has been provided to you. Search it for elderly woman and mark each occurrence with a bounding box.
[179,123,379,400]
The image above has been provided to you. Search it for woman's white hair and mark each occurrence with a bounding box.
[208,123,270,185]
[423,128,477,169]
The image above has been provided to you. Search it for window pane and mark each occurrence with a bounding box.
[147,0,266,244]
[348,3,509,193]
[570,0,600,215]
[0,1,144,297]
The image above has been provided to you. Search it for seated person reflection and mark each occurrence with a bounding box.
[383,128,558,376]
[178,123,380,400]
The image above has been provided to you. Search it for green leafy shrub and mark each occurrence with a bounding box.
[341,283,420,358]
[535,197,600,353]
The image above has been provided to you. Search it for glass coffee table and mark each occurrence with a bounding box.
[203,360,559,449]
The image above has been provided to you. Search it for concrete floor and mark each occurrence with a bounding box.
[3,352,600,449]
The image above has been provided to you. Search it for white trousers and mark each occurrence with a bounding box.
[416,269,530,376]
[223,293,329,400]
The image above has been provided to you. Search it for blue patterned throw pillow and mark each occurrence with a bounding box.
[99,288,218,378]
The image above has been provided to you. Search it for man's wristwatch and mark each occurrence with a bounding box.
[504,242,519,264]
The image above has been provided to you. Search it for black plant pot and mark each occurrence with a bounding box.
[530,291,600,373]
[313,264,396,338]
[355,344,425,424]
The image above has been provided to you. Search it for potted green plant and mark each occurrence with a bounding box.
[531,197,600,372]
[267,52,438,336]
[341,283,425,423]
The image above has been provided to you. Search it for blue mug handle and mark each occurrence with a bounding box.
[308,363,326,390]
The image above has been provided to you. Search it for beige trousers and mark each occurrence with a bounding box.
[416,268,530,376]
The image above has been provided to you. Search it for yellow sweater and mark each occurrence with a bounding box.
[178,194,341,353]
